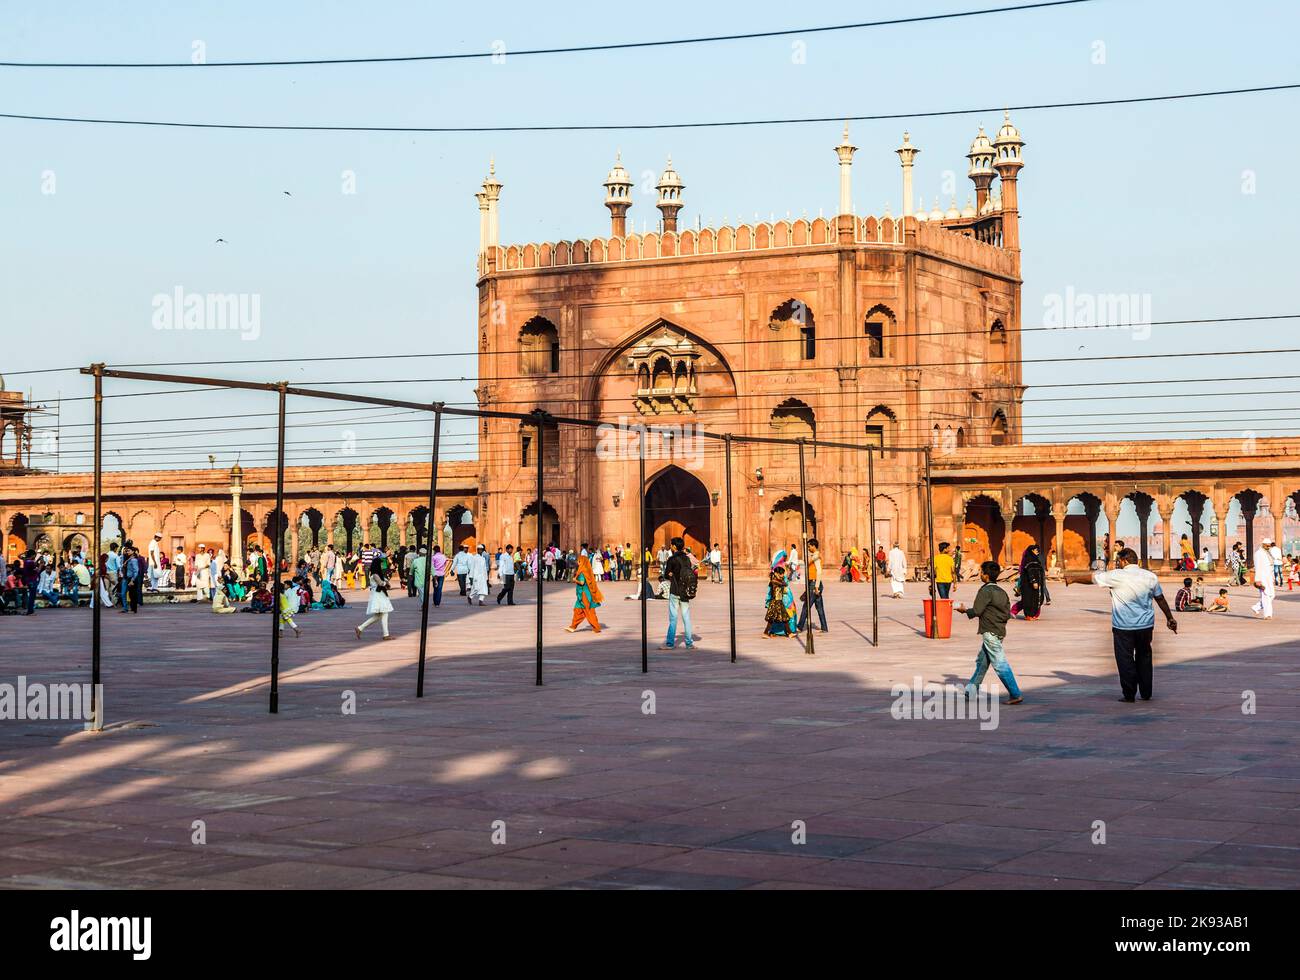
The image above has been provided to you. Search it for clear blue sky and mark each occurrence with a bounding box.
[3,0,1299,492]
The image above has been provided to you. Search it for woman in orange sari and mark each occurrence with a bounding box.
[564,553,604,633]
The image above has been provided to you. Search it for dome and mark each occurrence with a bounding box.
[961,196,977,218]
[993,111,1024,163]
[945,198,961,220]
[928,198,944,222]
[969,125,994,156]
[604,152,631,188]
[656,156,684,192]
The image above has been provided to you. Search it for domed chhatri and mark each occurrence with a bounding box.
[655,156,685,232]
[603,152,634,237]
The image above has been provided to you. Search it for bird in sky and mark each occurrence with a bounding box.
[215,238,226,244]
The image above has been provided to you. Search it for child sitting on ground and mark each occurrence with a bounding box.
[1190,576,1206,611]
[1207,588,1230,613]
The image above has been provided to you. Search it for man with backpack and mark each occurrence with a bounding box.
[661,537,697,650]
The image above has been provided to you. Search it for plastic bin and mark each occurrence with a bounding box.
[922,597,953,639]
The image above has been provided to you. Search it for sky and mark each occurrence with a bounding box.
[3,0,1300,498]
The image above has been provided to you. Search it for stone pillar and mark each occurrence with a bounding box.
[1186,494,1205,560]
[1240,495,1257,558]
[229,492,243,575]
[1082,496,1101,567]
[1053,509,1066,571]
[1133,496,1152,568]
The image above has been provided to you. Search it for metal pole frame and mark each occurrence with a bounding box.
[868,447,879,648]
[90,364,104,730]
[724,433,736,664]
[924,447,937,640]
[797,437,814,655]
[416,404,443,698]
[269,383,288,713]
[639,430,648,674]
[535,410,545,686]
[75,365,946,702]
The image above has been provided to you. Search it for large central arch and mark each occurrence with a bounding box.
[644,464,710,558]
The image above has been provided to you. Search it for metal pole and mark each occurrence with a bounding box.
[535,411,544,686]
[724,433,736,664]
[868,447,879,648]
[269,384,287,713]
[797,439,814,655]
[639,430,648,674]
[90,364,103,730]
[924,447,937,640]
[416,405,442,698]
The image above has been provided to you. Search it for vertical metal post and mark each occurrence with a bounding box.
[269,384,287,713]
[90,364,103,730]
[797,438,814,655]
[535,411,544,686]
[416,405,442,698]
[724,433,736,664]
[924,447,937,639]
[639,430,648,674]
[868,446,879,648]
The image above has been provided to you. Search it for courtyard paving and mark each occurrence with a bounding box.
[1,575,1298,890]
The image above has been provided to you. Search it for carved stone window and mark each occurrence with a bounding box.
[625,328,701,415]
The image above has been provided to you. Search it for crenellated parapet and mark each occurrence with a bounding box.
[480,210,1016,280]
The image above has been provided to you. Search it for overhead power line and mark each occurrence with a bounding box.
[3,83,1298,133]
[0,3,1094,68]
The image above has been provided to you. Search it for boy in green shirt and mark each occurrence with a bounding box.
[954,560,1023,704]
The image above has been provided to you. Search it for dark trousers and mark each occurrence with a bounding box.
[797,588,827,631]
[433,575,444,606]
[1112,626,1154,700]
[497,574,515,605]
[936,582,951,599]
[458,574,467,596]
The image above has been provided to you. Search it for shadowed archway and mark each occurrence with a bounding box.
[644,464,710,558]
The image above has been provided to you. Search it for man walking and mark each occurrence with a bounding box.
[933,541,955,599]
[660,537,696,650]
[1253,537,1277,619]
[955,560,1023,704]
[453,544,470,596]
[496,544,517,605]
[708,543,723,583]
[1066,547,1177,702]
[797,538,828,633]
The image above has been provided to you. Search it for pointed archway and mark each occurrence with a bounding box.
[644,464,710,558]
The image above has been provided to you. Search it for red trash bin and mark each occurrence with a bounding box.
[922,598,953,639]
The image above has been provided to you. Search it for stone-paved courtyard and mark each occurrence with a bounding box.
[1,577,1298,890]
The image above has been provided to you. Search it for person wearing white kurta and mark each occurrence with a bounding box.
[148,534,163,590]
[193,546,212,600]
[172,547,187,589]
[355,561,395,638]
[211,549,226,595]
[467,546,489,605]
[887,545,908,597]
[1252,539,1276,619]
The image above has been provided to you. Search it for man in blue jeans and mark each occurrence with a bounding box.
[660,537,695,650]
[955,560,1023,705]
[1066,547,1177,702]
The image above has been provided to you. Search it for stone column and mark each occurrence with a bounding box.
[1133,496,1152,568]
[1186,494,1205,560]
[1082,496,1100,567]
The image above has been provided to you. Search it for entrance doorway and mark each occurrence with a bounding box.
[644,465,710,558]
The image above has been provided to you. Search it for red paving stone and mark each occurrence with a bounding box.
[1,578,1298,889]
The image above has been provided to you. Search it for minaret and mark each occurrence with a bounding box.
[655,157,684,232]
[966,125,996,212]
[835,123,857,216]
[603,152,633,237]
[481,160,503,248]
[895,132,919,217]
[992,111,1025,251]
[475,190,489,254]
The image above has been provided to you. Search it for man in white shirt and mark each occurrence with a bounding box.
[148,533,164,590]
[1066,547,1177,702]
[467,545,489,606]
[708,543,723,583]
[1269,539,1284,589]
[1253,537,1277,619]
[887,544,908,598]
[496,544,517,605]
[452,544,471,596]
